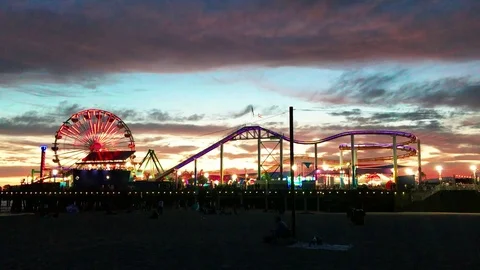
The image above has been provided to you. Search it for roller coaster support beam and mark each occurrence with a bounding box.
[417,139,422,185]
[220,144,224,185]
[393,135,398,188]
[339,150,344,188]
[175,170,179,190]
[314,143,318,182]
[257,128,261,183]
[289,106,296,237]
[350,135,356,188]
[354,149,358,183]
[194,159,197,187]
[31,169,41,184]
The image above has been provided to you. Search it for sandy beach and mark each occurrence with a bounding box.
[0,209,479,269]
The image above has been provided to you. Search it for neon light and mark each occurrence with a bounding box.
[156,125,419,180]
[52,109,136,169]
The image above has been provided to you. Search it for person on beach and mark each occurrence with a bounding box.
[263,216,292,244]
[158,200,164,215]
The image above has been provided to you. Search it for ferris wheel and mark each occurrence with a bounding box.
[52,109,135,169]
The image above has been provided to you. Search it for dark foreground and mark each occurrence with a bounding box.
[0,210,479,269]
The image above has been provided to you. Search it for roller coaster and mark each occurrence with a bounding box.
[156,125,418,180]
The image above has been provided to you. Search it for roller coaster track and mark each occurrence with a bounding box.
[156,125,418,180]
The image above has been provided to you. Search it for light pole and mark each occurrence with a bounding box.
[52,169,58,183]
[176,170,182,189]
[435,165,443,181]
[204,172,210,187]
[289,106,296,237]
[470,165,477,185]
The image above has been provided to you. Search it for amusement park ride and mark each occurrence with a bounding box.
[29,108,422,189]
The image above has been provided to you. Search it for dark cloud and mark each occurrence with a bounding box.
[55,101,85,118]
[232,105,254,118]
[370,110,446,122]
[329,109,362,117]
[10,111,55,125]
[148,109,205,122]
[113,109,143,122]
[326,107,450,132]
[299,70,480,110]
[1,0,478,83]
[0,102,216,137]
[400,79,480,110]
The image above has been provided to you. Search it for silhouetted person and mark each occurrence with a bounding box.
[264,216,292,244]
[157,200,164,215]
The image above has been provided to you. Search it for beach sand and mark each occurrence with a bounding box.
[0,209,479,269]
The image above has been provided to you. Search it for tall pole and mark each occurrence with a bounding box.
[417,139,422,186]
[40,145,47,179]
[289,106,296,237]
[393,135,398,188]
[350,135,355,188]
[220,144,224,185]
[280,136,284,181]
[314,143,318,182]
[339,150,344,187]
[354,149,358,184]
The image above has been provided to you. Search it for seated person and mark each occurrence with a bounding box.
[264,216,292,243]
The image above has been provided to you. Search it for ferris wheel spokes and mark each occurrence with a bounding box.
[52,109,136,169]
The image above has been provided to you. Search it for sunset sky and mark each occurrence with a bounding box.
[0,0,479,185]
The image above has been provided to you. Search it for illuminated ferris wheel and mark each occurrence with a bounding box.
[52,109,135,169]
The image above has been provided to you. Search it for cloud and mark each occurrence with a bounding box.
[129,123,233,137]
[461,118,480,129]
[1,0,478,83]
[232,105,254,118]
[329,109,362,117]
[269,68,480,111]
[0,101,220,137]
[148,109,205,122]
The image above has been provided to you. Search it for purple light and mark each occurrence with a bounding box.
[157,125,419,180]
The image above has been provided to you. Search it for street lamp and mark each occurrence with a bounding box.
[291,164,298,186]
[52,169,58,182]
[176,170,182,189]
[435,165,443,181]
[470,165,477,184]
